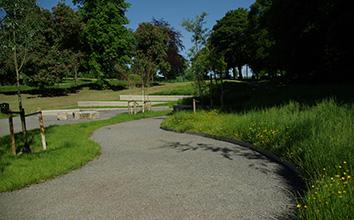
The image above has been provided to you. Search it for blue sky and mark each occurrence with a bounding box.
[38,0,255,57]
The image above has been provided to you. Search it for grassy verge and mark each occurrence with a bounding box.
[161,100,353,219]
[0,110,169,192]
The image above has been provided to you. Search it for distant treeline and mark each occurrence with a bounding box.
[1,0,352,90]
[186,0,353,84]
[0,0,187,88]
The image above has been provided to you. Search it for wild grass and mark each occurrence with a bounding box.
[161,100,353,219]
[0,110,169,192]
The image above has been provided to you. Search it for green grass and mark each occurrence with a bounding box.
[150,82,194,95]
[0,82,192,115]
[161,100,353,219]
[0,110,169,192]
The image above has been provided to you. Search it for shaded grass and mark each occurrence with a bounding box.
[0,110,169,192]
[161,100,353,219]
[193,81,354,111]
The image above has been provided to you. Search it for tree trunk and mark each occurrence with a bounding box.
[233,67,237,80]
[209,74,213,108]
[219,72,224,108]
[74,65,78,86]
[12,10,30,153]
[141,76,145,113]
[237,65,243,80]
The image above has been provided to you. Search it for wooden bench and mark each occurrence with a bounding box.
[128,100,152,114]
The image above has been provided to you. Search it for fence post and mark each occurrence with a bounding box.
[38,109,47,150]
[133,101,137,114]
[128,101,132,114]
[8,115,16,155]
[193,99,196,114]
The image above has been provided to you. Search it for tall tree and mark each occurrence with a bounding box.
[182,12,209,58]
[247,0,275,78]
[266,0,353,82]
[209,8,249,79]
[0,0,39,110]
[133,22,170,110]
[23,7,65,88]
[152,18,186,80]
[0,0,41,152]
[52,2,83,84]
[74,0,134,81]
[182,12,209,96]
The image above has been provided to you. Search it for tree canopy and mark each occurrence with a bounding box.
[76,0,134,80]
[210,8,249,79]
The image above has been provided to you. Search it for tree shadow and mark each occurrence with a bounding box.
[157,140,305,202]
[158,140,269,162]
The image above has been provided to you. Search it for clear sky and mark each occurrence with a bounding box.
[38,0,256,57]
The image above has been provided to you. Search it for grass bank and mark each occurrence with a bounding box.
[0,110,169,192]
[161,100,353,219]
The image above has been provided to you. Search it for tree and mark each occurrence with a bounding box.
[152,18,186,80]
[134,22,170,82]
[0,0,39,107]
[52,2,84,84]
[182,12,209,58]
[190,47,210,98]
[247,0,276,79]
[182,12,210,96]
[266,0,353,82]
[22,8,64,88]
[0,0,40,151]
[133,22,170,111]
[74,0,134,82]
[209,8,249,79]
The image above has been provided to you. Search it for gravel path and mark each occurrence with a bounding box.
[0,117,297,219]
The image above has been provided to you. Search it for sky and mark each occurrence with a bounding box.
[38,0,256,57]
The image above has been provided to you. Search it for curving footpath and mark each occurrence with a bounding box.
[0,117,298,219]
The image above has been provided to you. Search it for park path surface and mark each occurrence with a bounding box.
[0,117,297,220]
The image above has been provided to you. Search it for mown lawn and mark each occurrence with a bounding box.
[161,100,353,219]
[0,82,193,115]
[0,110,169,192]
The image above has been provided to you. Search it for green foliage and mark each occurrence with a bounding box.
[152,19,186,80]
[78,0,134,79]
[265,0,353,81]
[247,0,275,78]
[133,22,170,86]
[182,12,209,58]
[210,8,249,79]
[0,0,41,85]
[0,111,169,192]
[189,47,211,96]
[0,1,85,87]
[182,12,210,96]
[162,100,354,219]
